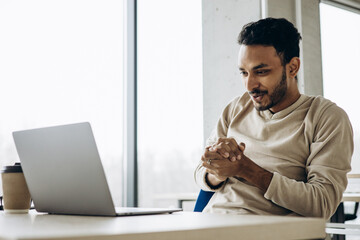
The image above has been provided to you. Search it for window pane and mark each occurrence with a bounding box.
[320,3,360,172]
[0,0,124,205]
[137,0,203,209]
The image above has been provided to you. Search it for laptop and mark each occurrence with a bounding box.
[12,122,182,216]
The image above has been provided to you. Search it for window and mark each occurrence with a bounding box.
[137,0,203,209]
[320,2,360,172]
[0,0,124,205]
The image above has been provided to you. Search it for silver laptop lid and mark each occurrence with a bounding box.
[13,122,117,216]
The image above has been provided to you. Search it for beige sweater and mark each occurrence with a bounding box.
[195,93,353,219]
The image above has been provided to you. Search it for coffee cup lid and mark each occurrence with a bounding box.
[1,163,23,173]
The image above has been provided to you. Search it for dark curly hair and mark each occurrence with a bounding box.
[238,18,302,66]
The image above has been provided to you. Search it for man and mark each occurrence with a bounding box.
[194,17,353,219]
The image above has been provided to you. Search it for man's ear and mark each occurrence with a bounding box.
[287,57,300,78]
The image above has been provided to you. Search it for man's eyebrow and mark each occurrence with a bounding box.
[252,63,269,70]
[239,63,269,71]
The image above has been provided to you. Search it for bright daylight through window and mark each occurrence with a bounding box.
[0,0,124,205]
[137,0,203,209]
[320,2,360,172]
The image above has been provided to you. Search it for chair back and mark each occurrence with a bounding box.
[193,190,214,212]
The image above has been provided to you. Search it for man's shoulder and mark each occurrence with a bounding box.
[307,95,343,112]
[305,95,350,123]
[308,95,333,106]
[221,93,252,120]
[228,92,252,107]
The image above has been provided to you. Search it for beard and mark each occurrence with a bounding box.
[251,67,287,111]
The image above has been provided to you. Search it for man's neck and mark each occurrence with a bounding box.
[269,90,301,113]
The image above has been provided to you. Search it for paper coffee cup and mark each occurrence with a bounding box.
[1,163,31,213]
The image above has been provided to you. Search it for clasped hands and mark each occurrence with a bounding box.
[201,137,246,183]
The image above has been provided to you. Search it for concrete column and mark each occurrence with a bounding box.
[265,0,323,96]
[295,0,323,96]
[202,0,261,142]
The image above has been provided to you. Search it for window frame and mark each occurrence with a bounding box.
[321,0,360,14]
[123,0,138,207]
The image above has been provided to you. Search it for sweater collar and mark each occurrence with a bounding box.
[259,94,308,120]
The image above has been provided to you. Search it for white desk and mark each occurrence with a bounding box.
[0,210,325,240]
[342,192,360,202]
[342,174,360,202]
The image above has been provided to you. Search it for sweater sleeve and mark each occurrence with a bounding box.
[264,104,353,219]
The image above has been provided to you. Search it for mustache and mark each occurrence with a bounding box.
[248,89,268,95]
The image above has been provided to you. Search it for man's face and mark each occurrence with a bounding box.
[238,45,289,113]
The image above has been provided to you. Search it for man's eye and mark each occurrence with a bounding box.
[240,71,248,76]
[256,70,269,75]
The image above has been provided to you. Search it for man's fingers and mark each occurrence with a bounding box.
[239,142,246,152]
[227,138,242,161]
[212,138,238,161]
[204,158,241,180]
[209,138,246,161]
[210,143,232,159]
[203,147,224,161]
[202,159,221,169]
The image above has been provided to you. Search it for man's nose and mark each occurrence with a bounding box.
[245,73,260,91]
